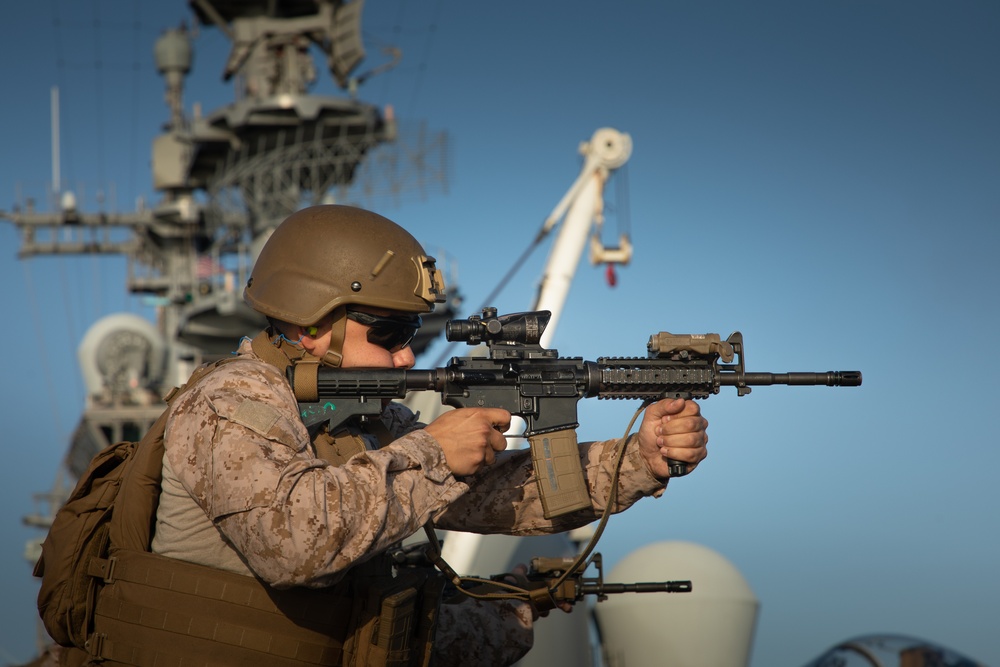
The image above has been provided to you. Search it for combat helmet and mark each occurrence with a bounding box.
[244,205,446,365]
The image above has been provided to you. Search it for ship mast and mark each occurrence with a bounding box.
[1,0,431,568]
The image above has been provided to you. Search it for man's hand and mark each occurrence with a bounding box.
[424,408,511,476]
[637,398,708,478]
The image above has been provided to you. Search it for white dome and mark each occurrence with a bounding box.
[595,541,759,667]
[78,313,166,401]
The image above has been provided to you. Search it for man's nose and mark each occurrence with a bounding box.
[392,346,416,369]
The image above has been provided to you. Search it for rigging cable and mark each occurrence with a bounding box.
[90,0,108,194]
[47,0,83,399]
[356,1,447,209]
[616,161,631,242]
[124,0,145,315]
[366,0,444,119]
[20,263,66,451]
[605,162,631,287]
[403,0,445,118]
[127,1,142,219]
[88,0,108,357]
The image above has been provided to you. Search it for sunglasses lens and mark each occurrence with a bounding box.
[347,310,421,351]
[366,323,418,351]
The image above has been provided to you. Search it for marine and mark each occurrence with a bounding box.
[41,205,710,666]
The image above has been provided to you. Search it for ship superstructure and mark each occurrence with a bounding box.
[4,0,451,569]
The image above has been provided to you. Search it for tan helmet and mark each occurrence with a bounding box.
[244,205,446,326]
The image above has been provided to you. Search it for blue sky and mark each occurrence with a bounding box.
[1,1,998,665]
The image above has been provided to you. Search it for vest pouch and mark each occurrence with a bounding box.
[343,569,444,667]
[90,548,353,666]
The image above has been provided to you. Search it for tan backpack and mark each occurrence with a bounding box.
[33,360,231,649]
[35,351,445,666]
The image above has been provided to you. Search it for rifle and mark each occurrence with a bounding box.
[289,307,862,519]
[388,536,690,612]
[478,553,691,612]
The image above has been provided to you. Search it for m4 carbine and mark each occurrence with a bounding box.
[289,307,862,519]
[472,553,692,612]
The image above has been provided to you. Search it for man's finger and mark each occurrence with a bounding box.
[485,408,512,432]
[647,397,686,421]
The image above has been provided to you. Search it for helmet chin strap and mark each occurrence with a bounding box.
[319,308,347,368]
[261,306,346,368]
[254,309,347,404]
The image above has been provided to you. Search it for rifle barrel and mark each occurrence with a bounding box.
[579,580,693,595]
[729,371,862,387]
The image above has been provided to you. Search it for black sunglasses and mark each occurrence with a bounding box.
[345,310,422,352]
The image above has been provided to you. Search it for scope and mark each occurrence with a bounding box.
[445,307,551,346]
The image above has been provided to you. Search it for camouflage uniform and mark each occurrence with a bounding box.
[151,337,667,665]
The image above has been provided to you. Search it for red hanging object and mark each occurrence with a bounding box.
[605,263,618,287]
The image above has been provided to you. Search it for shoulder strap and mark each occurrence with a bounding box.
[108,356,243,553]
[250,329,293,371]
[250,329,324,402]
[106,410,170,552]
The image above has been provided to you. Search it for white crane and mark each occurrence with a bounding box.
[437,127,633,576]
[402,129,632,667]
[533,127,633,347]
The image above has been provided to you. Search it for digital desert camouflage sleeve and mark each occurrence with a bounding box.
[162,354,470,588]
[392,410,667,536]
[432,597,534,666]
[440,434,667,534]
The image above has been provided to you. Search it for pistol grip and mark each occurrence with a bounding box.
[528,429,591,519]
